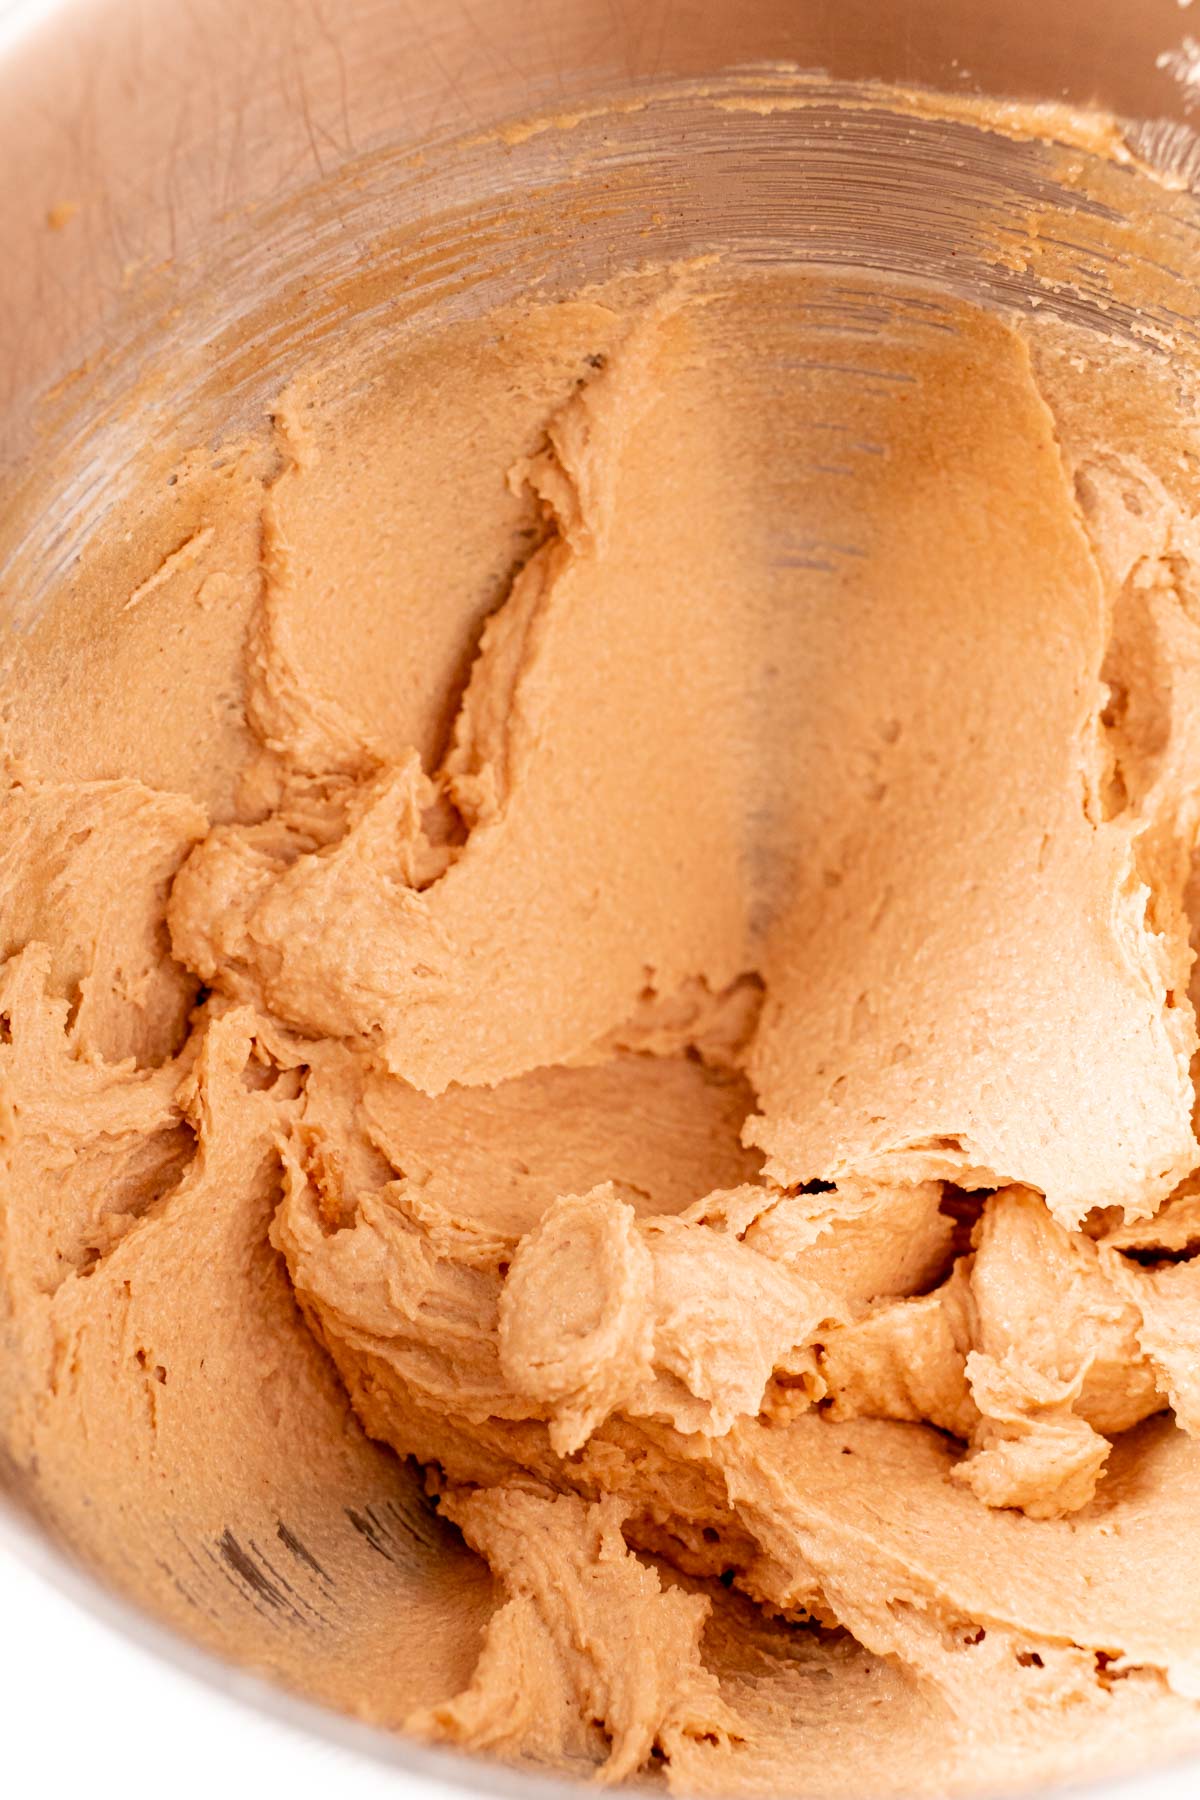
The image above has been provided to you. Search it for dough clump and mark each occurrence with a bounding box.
[6,265,1200,1793]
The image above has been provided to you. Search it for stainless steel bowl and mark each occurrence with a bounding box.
[3,2,1200,1794]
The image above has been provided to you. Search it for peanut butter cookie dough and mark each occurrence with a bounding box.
[6,242,1200,1792]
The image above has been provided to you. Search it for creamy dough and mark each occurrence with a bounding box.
[6,257,1200,1795]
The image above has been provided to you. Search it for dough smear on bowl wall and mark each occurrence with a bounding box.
[5,52,1200,1800]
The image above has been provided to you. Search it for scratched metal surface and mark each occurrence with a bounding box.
[0,0,1196,448]
[3,3,1200,1797]
[2,90,1199,625]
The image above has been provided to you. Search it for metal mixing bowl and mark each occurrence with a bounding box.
[3,2,1200,1794]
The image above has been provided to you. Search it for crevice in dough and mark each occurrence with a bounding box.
[1118,1237,1200,1267]
[169,301,686,1076]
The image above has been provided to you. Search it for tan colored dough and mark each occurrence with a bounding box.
[6,240,1200,1796]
